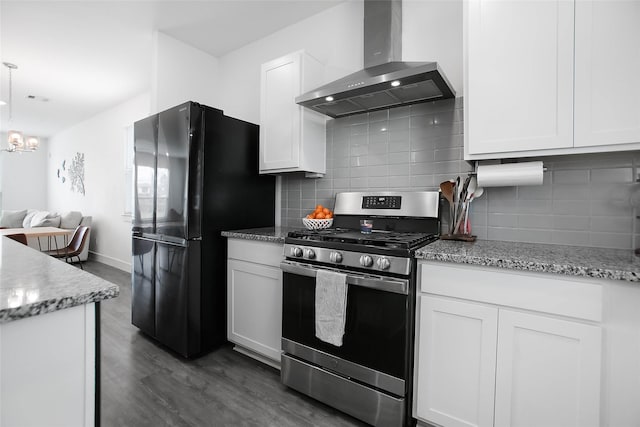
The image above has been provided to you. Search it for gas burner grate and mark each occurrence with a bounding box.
[288,228,438,250]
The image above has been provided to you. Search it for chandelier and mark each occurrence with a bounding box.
[2,62,39,153]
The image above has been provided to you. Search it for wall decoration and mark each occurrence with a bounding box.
[55,152,84,195]
[68,152,85,195]
[56,164,66,184]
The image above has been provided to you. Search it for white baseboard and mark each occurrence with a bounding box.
[88,251,131,273]
[232,345,281,370]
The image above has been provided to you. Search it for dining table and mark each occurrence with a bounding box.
[0,227,73,252]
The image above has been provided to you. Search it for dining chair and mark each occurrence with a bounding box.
[44,226,90,269]
[6,233,28,245]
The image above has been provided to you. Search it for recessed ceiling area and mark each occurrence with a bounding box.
[0,0,343,139]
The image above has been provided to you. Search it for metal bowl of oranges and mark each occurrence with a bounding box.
[302,205,334,230]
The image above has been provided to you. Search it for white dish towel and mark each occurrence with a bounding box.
[315,269,348,347]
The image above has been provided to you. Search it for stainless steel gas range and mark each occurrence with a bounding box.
[280,191,440,427]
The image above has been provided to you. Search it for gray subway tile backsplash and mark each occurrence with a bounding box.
[591,168,633,183]
[553,169,590,184]
[279,97,639,250]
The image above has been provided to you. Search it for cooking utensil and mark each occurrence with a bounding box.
[453,177,481,235]
[449,175,473,235]
[461,185,484,235]
[466,176,477,201]
[455,175,472,227]
[440,180,456,233]
[454,176,461,210]
[472,186,484,199]
[461,176,477,234]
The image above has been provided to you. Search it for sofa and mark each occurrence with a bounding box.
[0,209,92,261]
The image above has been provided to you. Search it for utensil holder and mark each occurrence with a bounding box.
[440,234,477,242]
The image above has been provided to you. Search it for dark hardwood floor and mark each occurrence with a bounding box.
[81,260,366,427]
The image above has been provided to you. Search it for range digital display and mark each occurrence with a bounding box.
[362,196,402,209]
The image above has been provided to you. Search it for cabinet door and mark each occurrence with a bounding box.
[227,259,282,362]
[260,53,301,172]
[574,0,640,148]
[466,0,574,155]
[414,295,498,427]
[494,310,601,427]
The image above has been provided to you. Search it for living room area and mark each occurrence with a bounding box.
[0,91,148,272]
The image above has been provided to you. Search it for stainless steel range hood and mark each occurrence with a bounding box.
[296,0,456,118]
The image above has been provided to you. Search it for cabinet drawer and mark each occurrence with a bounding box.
[419,262,602,322]
[227,238,283,267]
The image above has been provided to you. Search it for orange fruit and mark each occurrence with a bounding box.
[326,212,333,218]
[306,213,314,219]
[315,212,326,219]
[322,208,330,215]
[315,204,324,212]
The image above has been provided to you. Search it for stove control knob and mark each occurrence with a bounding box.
[290,247,303,258]
[376,257,391,270]
[304,248,316,259]
[359,255,374,268]
[329,252,343,263]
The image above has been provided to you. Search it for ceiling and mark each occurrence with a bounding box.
[0,0,343,140]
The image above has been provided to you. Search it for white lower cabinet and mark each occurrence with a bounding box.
[494,310,601,427]
[227,239,283,367]
[414,262,603,427]
[415,296,497,427]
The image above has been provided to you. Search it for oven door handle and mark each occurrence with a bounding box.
[280,260,409,295]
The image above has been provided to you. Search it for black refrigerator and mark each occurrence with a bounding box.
[132,101,275,358]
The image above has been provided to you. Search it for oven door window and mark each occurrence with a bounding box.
[282,271,408,379]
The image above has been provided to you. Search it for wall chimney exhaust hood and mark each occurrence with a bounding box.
[296,0,456,119]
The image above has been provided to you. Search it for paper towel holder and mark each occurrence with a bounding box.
[467,161,548,176]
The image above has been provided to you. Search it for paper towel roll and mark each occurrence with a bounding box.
[476,161,544,187]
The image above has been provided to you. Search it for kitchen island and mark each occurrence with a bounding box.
[0,237,119,427]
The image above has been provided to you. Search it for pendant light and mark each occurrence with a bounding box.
[2,62,39,153]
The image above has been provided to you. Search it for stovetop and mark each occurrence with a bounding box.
[284,228,439,275]
[284,192,441,273]
[287,228,438,252]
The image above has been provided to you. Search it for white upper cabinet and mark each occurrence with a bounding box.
[574,0,640,148]
[465,0,640,159]
[465,0,574,156]
[259,50,326,175]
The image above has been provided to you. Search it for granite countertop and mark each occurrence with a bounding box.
[0,237,119,323]
[221,226,297,244]
[416,239,640,282]
[220,227,640,282]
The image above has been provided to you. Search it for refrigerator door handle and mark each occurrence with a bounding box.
[132,235,158,243]
[159,235,189,247]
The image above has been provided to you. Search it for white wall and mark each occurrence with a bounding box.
[0,133,48,210]
[216,0,463,123]
[217,1,364,123]
[47,93,150,271]
[403,0,463,96]
[33,0,462,273]
[151,31,221,113]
